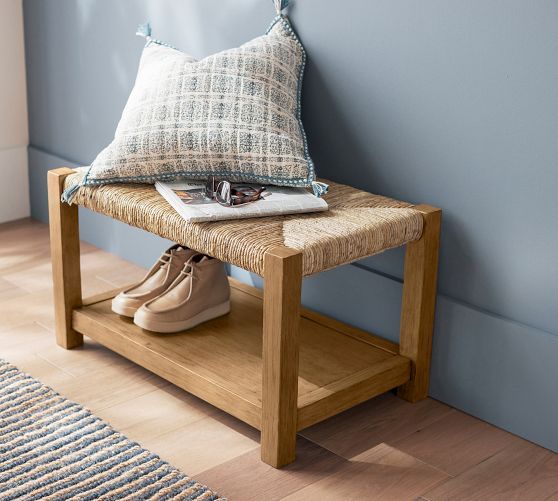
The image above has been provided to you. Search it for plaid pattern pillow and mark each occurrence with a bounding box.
[64,12,327,202]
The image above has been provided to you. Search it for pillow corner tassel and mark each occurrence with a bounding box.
[136,22,152,45]
[273,0,290,15]
[312,181,329,198]
[60,182,81,205]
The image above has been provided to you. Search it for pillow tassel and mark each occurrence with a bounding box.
[60,182,81,205]
[136,22,152,41]
[312,181,329,198]
[273,0,289,14]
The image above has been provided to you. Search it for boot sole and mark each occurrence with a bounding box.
[134,300,231,333]
[111,300,139,318]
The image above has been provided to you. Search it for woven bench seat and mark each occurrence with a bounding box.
[63,174,424,276]
[50,167,440,468]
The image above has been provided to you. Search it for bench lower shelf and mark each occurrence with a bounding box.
[73,278,411,432]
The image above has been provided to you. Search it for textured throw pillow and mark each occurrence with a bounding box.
[63,0,328,202]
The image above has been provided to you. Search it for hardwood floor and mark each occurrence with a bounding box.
[1,217,557,500]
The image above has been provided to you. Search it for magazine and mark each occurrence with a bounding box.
[155,180,328,222]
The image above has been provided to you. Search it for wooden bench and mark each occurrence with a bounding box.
[48,167,441,468]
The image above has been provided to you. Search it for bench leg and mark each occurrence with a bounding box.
[261,247,302,468]
[48,168,83,349]
[398,205,442,402]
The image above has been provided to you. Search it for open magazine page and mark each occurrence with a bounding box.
[155,181,328,222]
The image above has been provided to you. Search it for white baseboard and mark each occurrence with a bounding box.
[0,146,30,223]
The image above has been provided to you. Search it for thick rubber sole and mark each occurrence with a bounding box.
[111,299,140,318]
[134,300,231,333]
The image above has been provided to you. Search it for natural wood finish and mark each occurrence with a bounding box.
[392,408,517,476]
[230,277,400,355]
[82,286,128,306]
[49,165,442,465]
[423,439,558,500]
[284,443,449,501]
[301,393,453,460]
[398,204,442,402]
[72,281,404,435]
[260,247,302,468]
[297,357,410,430]
[196,437,348,501]
[72,302,263,429]
[301,310,400,355]
[132,412,260,477]
[2,218,551,499]
[47,167,83,349]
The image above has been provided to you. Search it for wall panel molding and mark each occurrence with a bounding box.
[27,145,558,453]
[0,0,28,222]
[0,146,29,223]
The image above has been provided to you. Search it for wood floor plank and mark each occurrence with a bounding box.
[283,443,449,501]
[0,218,95,260]
[0,277,27,302]
[96,385,218,440]
[137,411,260,476]
[0,324,75,387]
[36,338,128,377]
[300,392,452,459]
[1,218,555,500]
[392,408,519,476]
[0,322,52,350]
[0,218,49,246]
[1,248,146,296]
[47,364,170,414]
[196,437,348,501]
[0,220,55,275]
[0,289,54,332]
[423,439,558,500]
[2,353,74,389]
[80,249,147,287]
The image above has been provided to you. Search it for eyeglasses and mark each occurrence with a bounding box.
[205,177,266,207]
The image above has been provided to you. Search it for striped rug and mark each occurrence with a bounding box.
[0,360,223,500]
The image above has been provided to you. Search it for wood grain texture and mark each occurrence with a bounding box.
[0,218,51,276]
[0,218,555,498]
[36,338,125,377]
[398,204,442,402]
[283,443,449,501]
[47,167,83,349]
[82,286,128,306]
[0,289,54,333]
[136,412,260,477]
[95,386,217,439]
[393,408,518,476]
[196,437,348,501]
[301,393,453,459]
[261,246,303,468]
[51,363,169,414]
[230,277,400,355]
[423,439,558,500]
[72,302,264,429]
[0,277,26,303]
[47,175,439,466]
[72,282,405,434]
[297,357,410,430]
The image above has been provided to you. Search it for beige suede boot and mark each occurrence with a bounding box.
[133,255,230,333]
[111,245,196,317]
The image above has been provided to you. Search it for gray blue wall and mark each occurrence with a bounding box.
[24,0,558,451]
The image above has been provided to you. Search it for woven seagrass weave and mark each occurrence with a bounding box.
[63,174,424,276]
